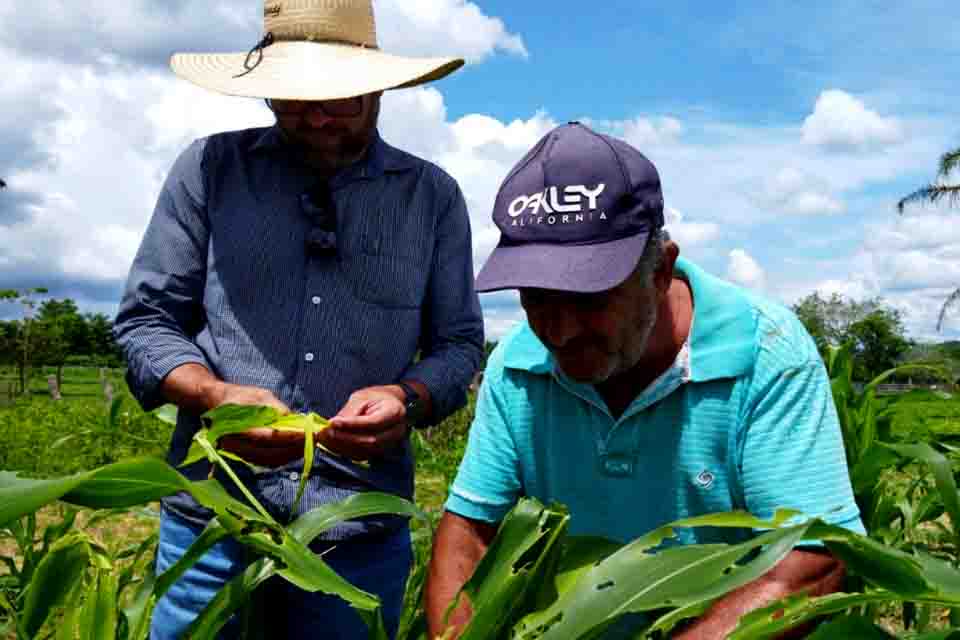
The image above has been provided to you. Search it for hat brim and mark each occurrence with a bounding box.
[475,232,651,294]
[170,41,464,100]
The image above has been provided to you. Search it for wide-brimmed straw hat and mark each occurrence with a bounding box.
[170,0,465,100]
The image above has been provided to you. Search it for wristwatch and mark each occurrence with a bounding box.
[396,381,427,428]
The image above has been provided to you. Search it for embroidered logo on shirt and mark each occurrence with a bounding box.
[695,470,716,490]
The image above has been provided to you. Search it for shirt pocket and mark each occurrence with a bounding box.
[343,251,429,309]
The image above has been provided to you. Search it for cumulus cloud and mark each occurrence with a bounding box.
[664,207,720,247]
[0,0,526,69]
[802,90,904,151]
[726,249,766,291]
[761,168,846,216]
[0,1,529,312]
[377,0,528,62]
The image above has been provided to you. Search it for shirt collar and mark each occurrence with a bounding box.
[502,258,756,382]
[249,125,416,182]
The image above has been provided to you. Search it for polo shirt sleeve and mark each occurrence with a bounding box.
[444,367,522,524]
[737,338,865,535]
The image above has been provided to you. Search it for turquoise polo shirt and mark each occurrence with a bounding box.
[446,259,864,544]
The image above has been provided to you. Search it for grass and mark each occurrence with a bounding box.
[884,389,960,439]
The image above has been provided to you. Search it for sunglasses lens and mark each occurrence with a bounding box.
[270,97,363,118]
[321,97,363,117]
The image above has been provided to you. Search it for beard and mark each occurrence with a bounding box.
[283,97,381,173]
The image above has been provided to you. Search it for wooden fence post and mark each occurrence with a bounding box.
[47,375,62,401]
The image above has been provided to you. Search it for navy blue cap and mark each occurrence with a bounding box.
[475,122,665,293]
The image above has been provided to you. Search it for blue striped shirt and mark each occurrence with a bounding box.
[446,259,863,544]
[115,125,484,538]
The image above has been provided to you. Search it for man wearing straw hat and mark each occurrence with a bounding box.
[114,1,483,637]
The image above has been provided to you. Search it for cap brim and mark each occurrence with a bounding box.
[475,232,651,294]
[170,41,464,100]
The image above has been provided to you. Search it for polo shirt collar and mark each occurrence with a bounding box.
[502,258,756,382]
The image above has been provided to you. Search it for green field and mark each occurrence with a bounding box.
[4,366,960,638]
[883,388,960,439]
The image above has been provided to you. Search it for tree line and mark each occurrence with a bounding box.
[1,289,123,393]
[792,291,960,384]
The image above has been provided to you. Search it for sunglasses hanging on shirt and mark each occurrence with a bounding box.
[300,181,338,257]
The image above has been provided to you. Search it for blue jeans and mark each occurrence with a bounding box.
[150,506,412,639]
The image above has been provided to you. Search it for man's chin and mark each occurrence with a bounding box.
[556,358,615,385]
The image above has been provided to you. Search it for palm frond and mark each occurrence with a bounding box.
[937,288,960,332]
[940,147,960,178]
[897,184,960,214]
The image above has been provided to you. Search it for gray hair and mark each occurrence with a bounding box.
[634,228,671,285]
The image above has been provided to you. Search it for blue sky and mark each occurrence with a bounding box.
[1,0,958,340]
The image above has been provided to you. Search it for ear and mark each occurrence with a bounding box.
[654,240,679,297]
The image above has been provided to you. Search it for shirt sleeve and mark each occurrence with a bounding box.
[444,367,522,523]
[113,139,212,411]
[403,178,485,425]
[738,352,865,536]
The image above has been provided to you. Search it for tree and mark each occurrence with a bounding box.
[0,288,49,394]
[85,312,124,366]
[792,293,911,380]
[898,146,960,331]
[792,293,887,356]
[848,311,911,380]
[36,299,89,355]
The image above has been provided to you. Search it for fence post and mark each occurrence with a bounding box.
[103,380,114,404]
[47,375,62,401]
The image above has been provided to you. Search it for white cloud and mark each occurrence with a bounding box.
[0,0,527,69]
[377,0,528,62]
[621,117,684,147]
[761,168,845,215]
[802,90,904,150]
[726,249,766,291]
[664,207,719,247]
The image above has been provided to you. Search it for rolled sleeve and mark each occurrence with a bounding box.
[404,180,484,424]
[738,355,865,535]
[113,139,212,411]
[444,368,521,523]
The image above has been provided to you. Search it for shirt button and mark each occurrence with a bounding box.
[311,296,321,305]
[289,471,300,481]
[305,353,315,362]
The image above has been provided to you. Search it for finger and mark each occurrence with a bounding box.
[334,395,374,419]
[327,422,407,448]
[330,410,403,430]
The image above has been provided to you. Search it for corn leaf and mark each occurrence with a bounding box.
[20,533,91,637]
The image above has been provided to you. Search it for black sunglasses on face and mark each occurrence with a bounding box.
[268,96,364,118]
[300,182,338,256]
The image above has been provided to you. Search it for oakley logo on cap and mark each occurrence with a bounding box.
[507,184,606,218]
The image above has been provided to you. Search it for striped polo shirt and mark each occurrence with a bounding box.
[446,258,864,544]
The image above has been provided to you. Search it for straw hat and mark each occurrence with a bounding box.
[170,0,465,100]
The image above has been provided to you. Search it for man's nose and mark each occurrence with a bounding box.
[542,309,581,348]
[303,107,334,128]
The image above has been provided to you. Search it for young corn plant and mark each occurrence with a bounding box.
[0,404,424,639]
[408,498,960,639]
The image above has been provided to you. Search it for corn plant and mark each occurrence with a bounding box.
[400,497,960,639]
[0,404,424,639]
